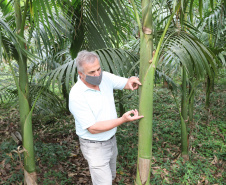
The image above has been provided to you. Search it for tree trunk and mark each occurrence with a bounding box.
[188,82,195,125]
[205,76,211,108]
[118,90,125,117]
[181,67,188,159]
[132,1,181,183]
[181,67,188,120]
[135,0,153,184]
[14,0,37,183]
[62,79,69,112]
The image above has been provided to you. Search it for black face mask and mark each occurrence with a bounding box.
[83,70,102,86]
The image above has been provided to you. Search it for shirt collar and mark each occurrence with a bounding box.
[77,75,97,92]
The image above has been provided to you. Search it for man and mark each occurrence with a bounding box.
[69,50,143,185]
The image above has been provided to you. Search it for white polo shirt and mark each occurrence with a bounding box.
[69,71,128,141]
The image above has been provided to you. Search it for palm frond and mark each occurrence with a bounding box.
[0,73,65,115]
[30,84,65,115]
[0,70,17,104]
[198,4,225,36]
[159,30,217,80]
[69,0,133,58]
[0,18,23,62]
[41,48,139,93]
[31,0,62,29]
[155,69,179,90]
[96,48,139,77]
[0,0,13,16]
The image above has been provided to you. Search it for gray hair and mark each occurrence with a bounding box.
[76,50,100,72]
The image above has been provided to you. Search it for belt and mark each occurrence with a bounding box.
[81,135,115,143]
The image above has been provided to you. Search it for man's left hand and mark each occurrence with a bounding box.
[124,76,142,90]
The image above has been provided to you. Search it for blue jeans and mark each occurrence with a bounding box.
[79,136,118,185]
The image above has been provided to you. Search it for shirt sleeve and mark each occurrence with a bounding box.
[69,94,96,130]
[104,71,128,90]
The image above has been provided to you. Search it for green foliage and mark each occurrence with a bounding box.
[42,170,73,185]
[0,140,24,184]
[35,142,71,168]
[116,77,225,184]
[4,169,24,185]
[0,138,73,184]
[0,140,18,161]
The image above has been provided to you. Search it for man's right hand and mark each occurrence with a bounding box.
[122,109,144,122]
[88,109,143,134]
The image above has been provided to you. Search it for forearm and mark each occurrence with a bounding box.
[88,109,144,134]
[88,117,126,134]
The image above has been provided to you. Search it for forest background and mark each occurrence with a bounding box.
[0,0,225,184]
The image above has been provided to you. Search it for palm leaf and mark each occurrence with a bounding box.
[155,69,179,90]
[41,48,139,93]
[30,84,65,115]
[0,0,13,16]
[0,71,17,104]
[0,18,23,62]
[0,73,65,115]
[198,4,225,36]
[159,30,217,81]
[69,0,133,58]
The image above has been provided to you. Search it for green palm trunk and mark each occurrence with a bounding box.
[181,67,188,120]
[188,82,195,124]
[14,0,36,182]
[134,0,153,184]
[205,76,211,108]
[132,1,181,183]
[181,67,188,158]
[180,4,189,159]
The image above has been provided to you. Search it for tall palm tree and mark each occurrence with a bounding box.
[155,0,223,159]
[131,0,222,184]
[0,0,76,183]
[196,1,226,108]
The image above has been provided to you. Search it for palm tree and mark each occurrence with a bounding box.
[130,0,222,184]
[0,0,75,183]
[156,0,224,159]
[196,1,226,108]
[130,0,180,184]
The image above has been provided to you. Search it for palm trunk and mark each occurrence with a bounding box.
[181,67,187,120]
[181,67,188,159]
[131,1,181,183]
[205,76,211,108]
[118,90,125,117]
[14,0,37,183]
[61,55,70,113]
[180,4,191,160]
[188,82,195,125]
[206,22,215,108]
[188,82,194,154]
[135,0,153,184]
[62,79,69,111]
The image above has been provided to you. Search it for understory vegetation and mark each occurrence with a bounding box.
[0,72,225,185]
